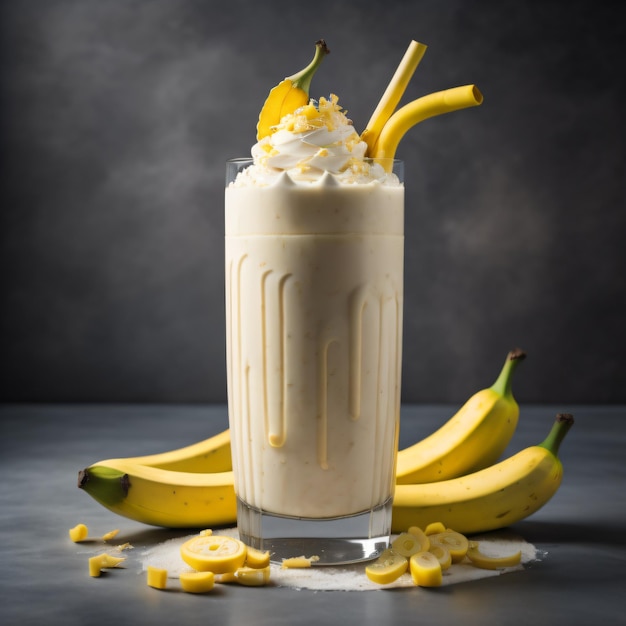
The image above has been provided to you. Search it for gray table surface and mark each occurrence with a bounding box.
[1,404,624,626]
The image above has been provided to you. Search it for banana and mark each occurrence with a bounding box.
[100,345,522,479]
[78,412,572,533]
[396,348,526,484]
[78,349,530,529]
[78,462,236,528]
[96,428,232,473]
[78,413,572,532]
[391,413,574,535]
[256,39,329,140]
[76,430,234,526]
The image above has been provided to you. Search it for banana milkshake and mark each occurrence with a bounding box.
[226,96,404,562]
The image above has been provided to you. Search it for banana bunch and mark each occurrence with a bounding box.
[77,349,574,535]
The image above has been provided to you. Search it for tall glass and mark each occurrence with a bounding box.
[225,158,404,564]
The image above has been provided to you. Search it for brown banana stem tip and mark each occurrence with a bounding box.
[508,348,527,361]
[77,468,131,496]
[315,39,330,54]
[120,474,131,495]
[556,413,575,426]
[78,469,89,489]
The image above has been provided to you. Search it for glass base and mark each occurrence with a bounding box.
[236,497,392,565]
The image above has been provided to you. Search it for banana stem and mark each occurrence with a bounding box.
[490,348,527,398]
[288,39,330,92]
[538,413,574,456]
[78,466,130,505]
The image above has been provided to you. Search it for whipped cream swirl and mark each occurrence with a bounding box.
[233,94,396,186]
[253,122,366,174]
[253,95,366,173]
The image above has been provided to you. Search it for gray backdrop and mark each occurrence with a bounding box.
[1,0,624,404]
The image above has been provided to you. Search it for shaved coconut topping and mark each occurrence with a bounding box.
[233,94,401,187]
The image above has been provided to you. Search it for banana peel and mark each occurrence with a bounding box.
[256,39,329,140]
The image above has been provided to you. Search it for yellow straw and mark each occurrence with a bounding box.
[361,40,428,157]
[373,84,483,166]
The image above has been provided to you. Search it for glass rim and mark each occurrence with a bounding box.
[226,157,403,164]
[226,157,404,185]
[226,157,405,187]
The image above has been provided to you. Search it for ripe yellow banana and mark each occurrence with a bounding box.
[106,347,522,477]
[256,39,329,140]
[77,429,234,527]
[78,413,572,532]
[98,428,232,473]
[78,349,527,529]
[78,462,236,528]
[391,413,574,535]
[396,348,526,484]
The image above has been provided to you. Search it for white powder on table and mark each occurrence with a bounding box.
[139,527,540,591]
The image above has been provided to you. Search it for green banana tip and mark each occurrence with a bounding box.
[288,39,330,91]
[539,413,574,456]
[77,467,131,497]
[490,348,526,397]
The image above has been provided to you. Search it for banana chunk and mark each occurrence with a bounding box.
[392,531,429,557]
[280,555,320,569]
[180,535,247,574]
[88,553,126,577]
[406,526,431,550]
[146,566,168,589]
[424,521,446,536]
[410,551,443,587]
[101,528,120,541]
[428,544,452,570]
[69,523,89,543]
[220,565,271,586]
[245,546,271,569]
[427,530,469,563]
[88,556,103,578]
[180,571,215,593]
[365,549,408,584]
[466,541,522,570]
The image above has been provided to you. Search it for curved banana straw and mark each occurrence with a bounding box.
[361,40,428,156]
[374,84,483,168]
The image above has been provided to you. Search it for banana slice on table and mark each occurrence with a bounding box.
[179,571,215,593]
[466,541,522,570]
[365,549,409,585]
[409,551,443,587]
[180,535,247,574]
